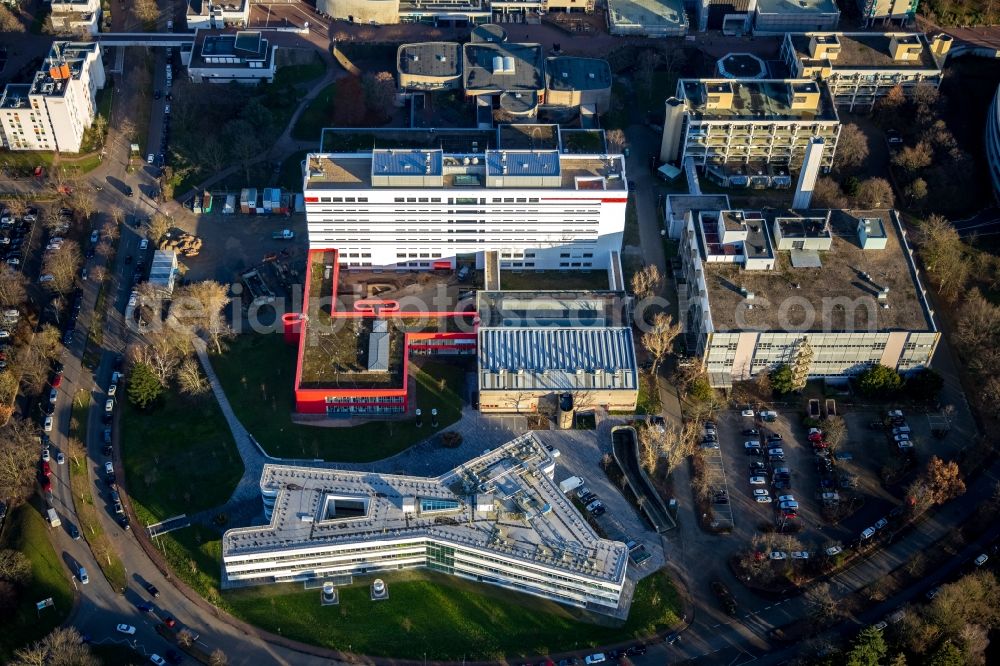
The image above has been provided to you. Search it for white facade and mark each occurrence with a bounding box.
[0,42,105,153]
[187,30,276,84]
[186,0,250,30]
[303,149,627,271]
[50,0,102,35]
[222,434,629,613]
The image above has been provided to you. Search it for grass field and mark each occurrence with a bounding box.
[67,391,127,592]
[210,334,466,461]
[635,371,662,415]
[120,383,243,525]
[0,502,73,661]
[224,568,681,660]
[291,83,337,141]
[499,270,609,291]
[273,56,327,87]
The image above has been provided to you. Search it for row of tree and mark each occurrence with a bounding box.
[126,281,232,409]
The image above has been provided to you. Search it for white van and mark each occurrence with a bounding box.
[47,508,61,527]
[78,567,89,584]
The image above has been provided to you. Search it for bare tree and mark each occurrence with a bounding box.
[176,629,194,648]
[631,264,662,301]
[804,582,842,625]
[109,206,125,228]
[606,129,627,154]
[13,325,63,394]
[641,312,682,376]
[133,0,160,25]
[0,6,25,33]
[362,71,397,121]
[176,358,210,396]
[148,213,171,247]
[127,329,190,384]
[172,281,233,353]
[834,123,869,173]
[0,549,32,585]
[11,627,99,666]
[917,215,969,302]
[812,177,847,209]
[638,420,698,475]
[855,177,895,209]
[0,266,27,307]
[70,188,97,221]
[209,649,228,666]
[0,419,42,508]
[42,239,82,294]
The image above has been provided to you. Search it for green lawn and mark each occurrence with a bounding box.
[291,83,337,141]
[148,523,225,607]
[0,502,73,661]
[120,385,243,525]
[623,193,640,247]
[635,371,662,415]
[210,334,466,461]
[274,57,327,87]
[224,569,681,660]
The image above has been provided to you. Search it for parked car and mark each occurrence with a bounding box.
[742,429,759,436]
[711,580,737,616]
[861,527,876,540]
[769,551,788,560]
[825,545,843,556]
[116,624,136,635]
[749,475,767,485]
[145,583,160,598]
[43,416,53,432]
[754,490,772,503]
[791,551,810,560]
[584,654,606,665]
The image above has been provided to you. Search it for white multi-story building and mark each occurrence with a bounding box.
[184,30,275,84]
[781,32,951,112]
[660,78,841,172]
[222,434,631,614]
[857,0,918,27]
[303,136,627,271]
[669,198,940,387]
[49,0,102,35]
[186,0,250,29]
[0,41,105,153]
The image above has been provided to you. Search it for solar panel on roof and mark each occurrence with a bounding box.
[234,31,261,55]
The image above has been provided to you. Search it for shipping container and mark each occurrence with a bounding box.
[223,195,236,215]
[203,192,213,213]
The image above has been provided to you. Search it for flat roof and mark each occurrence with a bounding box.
[476,290,629,328]
[789,33,940,70]
[304,151,626,191]
[756,0,839,15]
[192,29,270,69]
[398,42,462,79]
[545,57,612,92]
[704,209,934,332]
[679,78,839,122]
[188,0,248,16]
[479,327,638,392]
[498,124,560,151]
[462,41,544,93]
[667,194,733,228]
[223,433,629,585]
[0,84,32,109]
[607,0,688,31]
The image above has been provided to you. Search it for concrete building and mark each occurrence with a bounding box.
[222,434,631,613]
[49,0,102,36]
[674,206,939,387]
[987,84,1000,203]
[544,57,612,114]
[782,32,950,111]
[607,0,689,37]
[318,0,490,26]
[302,142,627,271]
[185,30,276,84]
[659,78,841,173]
[396,39,611,115]
[0,41,105,153]
[754,0,839,33]
[476,291,637,413]
[397,42,464,91]
[186,0,251,30]
[857,0,918,27]
[694,0,754,33]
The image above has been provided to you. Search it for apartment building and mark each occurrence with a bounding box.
[671,202,939,387]
[49,0,102,35]
[302,139,627,272]
[185,30,275,84]
[782,32,951,111]
[186,0,251,29]
[222,435,630,614]
[659,78,841,172]
[753,0,839,33]
[476,290,638,413]
[0,41,105,153]
[857,0,918,26]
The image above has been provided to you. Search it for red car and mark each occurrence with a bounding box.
[51,375,62,388]
[163,617,176,628]
[41,461,51,477]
